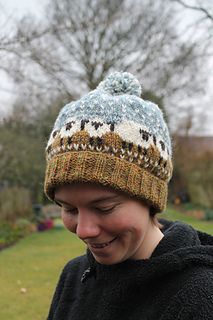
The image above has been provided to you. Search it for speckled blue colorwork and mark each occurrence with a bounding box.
[53,72,171,154]
[97,71,142,97]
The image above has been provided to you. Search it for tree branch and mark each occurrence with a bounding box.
[173,0,213,21]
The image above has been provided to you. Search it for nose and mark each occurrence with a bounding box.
[76,210,101,240]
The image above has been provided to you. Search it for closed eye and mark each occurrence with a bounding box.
[54,201,77,215]
[62,207,78,215]
[94,205,117,214]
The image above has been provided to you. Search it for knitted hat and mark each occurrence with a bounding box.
[44,72,172,212]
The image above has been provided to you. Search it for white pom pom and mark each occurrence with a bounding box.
[97,72,142,97]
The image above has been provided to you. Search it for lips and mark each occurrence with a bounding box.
[89,237,117,249]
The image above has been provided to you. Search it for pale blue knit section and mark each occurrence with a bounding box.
[53,89,171,154]
[97,71,142,97]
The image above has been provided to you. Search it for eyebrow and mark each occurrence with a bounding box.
[54,195,122,206]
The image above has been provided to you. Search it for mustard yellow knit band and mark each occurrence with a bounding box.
[44,151,168,212]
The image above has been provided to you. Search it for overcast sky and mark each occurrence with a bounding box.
[0,0,47,117]
[0,0,213,135]
[0,0,46,18]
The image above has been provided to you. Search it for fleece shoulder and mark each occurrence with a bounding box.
[161,266,213,320]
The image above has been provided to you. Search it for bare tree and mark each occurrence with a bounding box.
[171,0,213,57]
[0,0,209,131]
[172,0,213,22]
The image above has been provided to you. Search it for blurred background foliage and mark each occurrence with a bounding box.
[0,0,213,224]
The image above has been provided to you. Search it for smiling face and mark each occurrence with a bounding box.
[55,183,164,265]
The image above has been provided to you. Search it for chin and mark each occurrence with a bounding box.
[93,253,125,265]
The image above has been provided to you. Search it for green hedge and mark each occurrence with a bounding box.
[0,219,35,249]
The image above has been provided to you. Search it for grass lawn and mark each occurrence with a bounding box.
[0,209,212,320]
[161,206,213,235]
[0,226,85,320]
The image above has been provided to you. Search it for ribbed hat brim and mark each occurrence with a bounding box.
[44,151,167,212]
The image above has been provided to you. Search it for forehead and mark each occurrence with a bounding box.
[54,183,150,212]
[54,182,125,203]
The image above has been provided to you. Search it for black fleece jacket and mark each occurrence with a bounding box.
[47,220,213,320]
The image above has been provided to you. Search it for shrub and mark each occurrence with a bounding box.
[173,138,213,210]
[0,187,32,223]
[187,171,211,208]
[204,209,213,221]
[42,204,61,219]
[16,218,37,233]
[37,218,54,232]
[0,219,36,249]
[0,222,24,248]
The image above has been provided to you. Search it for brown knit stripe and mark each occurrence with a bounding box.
[111,158,131,189]
[46,131,172,182]
[44,151,168,212]
[127,165,141,194]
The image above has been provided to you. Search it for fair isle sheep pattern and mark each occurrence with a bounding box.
[45,72,173,212]
[46,119,172,180]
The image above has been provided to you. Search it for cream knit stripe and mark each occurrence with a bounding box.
[47,119,171,160]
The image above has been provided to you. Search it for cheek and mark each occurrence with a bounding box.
[61,213,77,233]
[111,211,148,237]
[106,215,135,234]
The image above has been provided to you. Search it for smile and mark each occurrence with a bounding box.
[89,237,117,249]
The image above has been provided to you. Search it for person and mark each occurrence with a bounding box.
[44,72,213,320]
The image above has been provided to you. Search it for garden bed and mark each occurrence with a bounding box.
[0,218,54,251]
